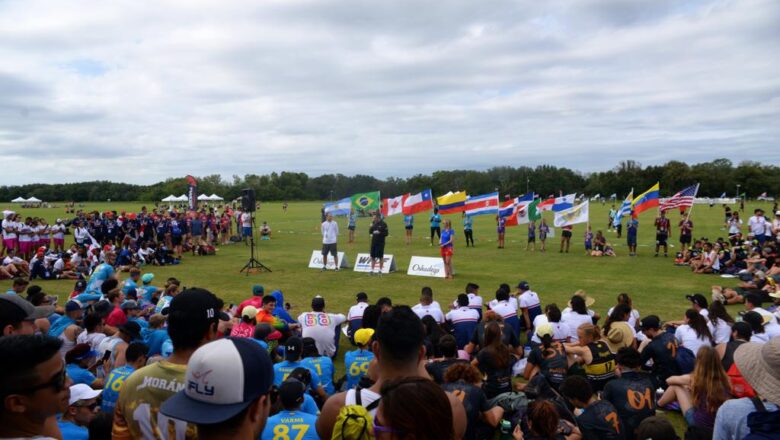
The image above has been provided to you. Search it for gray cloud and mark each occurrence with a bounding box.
[0,0,777,185]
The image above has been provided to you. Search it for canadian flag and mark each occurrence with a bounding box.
[382,194,408,217]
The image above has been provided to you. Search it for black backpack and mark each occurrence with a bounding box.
[743,397,780,440]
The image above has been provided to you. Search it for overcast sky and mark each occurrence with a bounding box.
[1,0,778,185]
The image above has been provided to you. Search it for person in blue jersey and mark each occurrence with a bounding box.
[64,343,104,388]
[121,267,141,295]
[85,251,115,294]
[142,313,169,356]
[283,368,322,415]
[58,384,102,440]
[168,213,184,259]
[463,214,474,247]
[446,294,479,349]
[273,337,328,402]
[347,209,357,243]
[440,219,455,279]
[138,272,161,305]
[301,337,335,395]
[344,328,375,390]
[404,213,414,245]
[101,342,148,413]
[430,207,442,245]
[261,379,319,440]
[627,214,639,256]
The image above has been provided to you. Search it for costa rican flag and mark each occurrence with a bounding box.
[660,184,699,212]
[464,192,499,216]
[382,194,407,217]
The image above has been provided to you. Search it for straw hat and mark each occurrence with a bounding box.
[569,289,596,308]
[734,337,780,405]
[605,322,635,353]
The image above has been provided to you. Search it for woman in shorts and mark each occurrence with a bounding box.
[538,219,550,252]
[439,220,454,279]
[404,214,414,245]
[560,225,572,253]
[526,221,536,251]
[496,215,506,249]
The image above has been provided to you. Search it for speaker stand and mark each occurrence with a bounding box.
[239,213,271,275]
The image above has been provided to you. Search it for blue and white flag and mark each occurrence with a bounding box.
[719,192,726,198]
[324,197,352,216]
[612,191,634,227]
[552,194,576,212]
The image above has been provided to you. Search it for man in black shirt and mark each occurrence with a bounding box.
[560,375,625,440]
[603,348,656,440]
[638,315,679,389]
[368,212,388,275]
[426,335,468,384]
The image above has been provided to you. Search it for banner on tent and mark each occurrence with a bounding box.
[353,253,396,273]
[407,256,453,278]
[307,250,350,270]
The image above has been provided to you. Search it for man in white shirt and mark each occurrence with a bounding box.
[320,214,339,271]
[744,293,780,339]
[347,292,369,338]
[298,296,346,358]
[772,211,780,242]
[748,208,768,245]
[412,287,444,324]
[240,211,253,244]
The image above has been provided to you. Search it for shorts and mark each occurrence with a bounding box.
[431,226,441,236]
[2,238,17,250]
[53,238,65,247]
[242,226,252,237]
[497,227,505,234]
[656,233,668,246]
[172,235,183,246]
[680,234,692,245]
[528,236,536,243]
[370,242,385,259]
[405,225,413,230]
[440,247,453,258]
[348,225,355,231]
[627,235,637,246]
[322,243,337,257]
[562,230,572,238]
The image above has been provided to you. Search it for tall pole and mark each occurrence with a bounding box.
[736,184,741,199]
[526,175,530,194]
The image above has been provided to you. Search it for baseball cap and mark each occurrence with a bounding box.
[117,321,142,341]
[640,315,661,330]
[685,294,708,309]
[65,344,98,364]
[74,280,87,291]
[120,300,140,311]
[354,328,375,346]
[241,306,258,320]
[279,379,306,408]
[142,273,154,284]
[517,281,530,290]
[535,323,553,339]
[284,336,303,360]
[0,294,54,321]
[252,285,264,296]
[65,300,83,313]
[68,383,102,406]
[160,338,274,424]
[166,288,229,323]
[311,296,325,309]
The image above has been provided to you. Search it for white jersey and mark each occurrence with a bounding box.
[77,330,107,352]
[748,215,767,236]
[489,297,517,311]
[412,303,445,324]
[753,307,780,339]
[52,224,65,239]
[675,325,712,356]
[344,388,381,417]
[561,312,594,342]
[490,300,518,321]
[518,290,541,310]
[446,307,479,325]
[347,302,369,322]
[607,307,641,329]
[321,220,339,244]
[2,219,17,239]
[298,311,346,357]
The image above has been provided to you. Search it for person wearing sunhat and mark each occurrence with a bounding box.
[605,321,636,354]
[65,343,104,388]
[260,378,319,440]
[58,383,103,440]
[160,338,275,440]
[562,289,600,321]
[713,337,780,440]
[0,293,55,336]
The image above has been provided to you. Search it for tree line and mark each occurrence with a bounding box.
[2,159,778,203]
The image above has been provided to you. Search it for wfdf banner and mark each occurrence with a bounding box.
[353,253,396,273]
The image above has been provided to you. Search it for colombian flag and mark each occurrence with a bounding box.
[631,183,660,218]
[436,191,467,214]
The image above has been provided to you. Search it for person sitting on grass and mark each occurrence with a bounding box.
[260,378,319,440]
[559,375,624,440]
[564,323,616,393]
[603,348,656,440]
[260,221,271,240]
[442,363,505,440]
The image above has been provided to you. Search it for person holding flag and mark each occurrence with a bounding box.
[654,210,670,257]
[679,215,693,250]
[627,212,639,256]
[496,213,506,249]
[440,220,454,279]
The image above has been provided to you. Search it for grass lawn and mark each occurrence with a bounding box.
[4,199,772,433]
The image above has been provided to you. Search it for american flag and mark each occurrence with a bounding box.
[660,184,699,212]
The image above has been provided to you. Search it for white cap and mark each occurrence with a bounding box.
[775,211,780,216]
[68,383,102,405]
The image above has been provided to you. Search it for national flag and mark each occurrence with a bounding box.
[631,183,660,217]
[590,194,601,200]
[612,191,633,227]
[552,194,576,212]
[324,197,352,216]
[382,194,407,217]
[516,199,541,224]
[719,192,727,198]
[660,184,699,212]
[402,189,433,215]
[759,192,767,198]
[436,191,468,214]
[554,201,589,227]
[500,199,520,227]
[609,193,617,199]
[537,197,554,212]
[351,191,380,211]
[516,192,535,203]
[464,192,499,216]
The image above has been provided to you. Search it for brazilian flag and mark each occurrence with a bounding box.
[351,191,380,211]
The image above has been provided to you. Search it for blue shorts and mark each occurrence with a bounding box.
[242,226,252,237]
[627,235,637,246]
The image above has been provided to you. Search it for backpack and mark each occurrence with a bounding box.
[331,388,380,440]
[726,363,756,398]
[676,346,696,374]
[744,397,780,440]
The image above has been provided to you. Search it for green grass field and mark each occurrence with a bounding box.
[3,199,772,433]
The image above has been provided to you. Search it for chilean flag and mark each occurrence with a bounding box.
[465,192,499,216]
[403,189,434,215]
[382,194,407,217]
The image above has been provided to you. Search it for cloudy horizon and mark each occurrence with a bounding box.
[1,0,778,185]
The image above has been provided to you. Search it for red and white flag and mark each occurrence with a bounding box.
[382,194,407,217]
[402,189,434,215]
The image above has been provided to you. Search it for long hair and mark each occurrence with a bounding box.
[691,346,731,413]
[545,304,562,323]
[578,323,602,344]
[708,301,734,327]
[483,321,511,368]
[604,303,631,334]
[685,309,713,342]
[570,295,588,315]
[527,400,560,439]
[380,377,454,440]
[617,293,633,309]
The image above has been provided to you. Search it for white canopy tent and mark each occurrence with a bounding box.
[26,197,42,203]
[208,194,224,201]
[176,195,188,202]
[11,197,26,203]
[197,194,210,201]
[161,195,177,202]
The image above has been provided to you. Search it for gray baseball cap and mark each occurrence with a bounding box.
[0,294,55,320]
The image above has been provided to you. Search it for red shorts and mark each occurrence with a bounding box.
[440,247,453,258]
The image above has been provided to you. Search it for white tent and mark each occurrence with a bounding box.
[161,195,177,202]
[197,194,210,201]
[208,194,224,201]
[26,197,42,203]
[11,197,26,203]
[176,194,188,202]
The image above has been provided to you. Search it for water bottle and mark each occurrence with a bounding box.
[499,419,513,439]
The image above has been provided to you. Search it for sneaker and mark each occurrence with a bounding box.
[321,267,326,272]
[654,253,659,257]
[335,268,339,272]
[664,253,668,257]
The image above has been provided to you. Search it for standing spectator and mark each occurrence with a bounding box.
[298,296,346,358]
[748,208,768,245]
[679,215,693,251]
[527,220,537,251]
[463,214,474,247]
[539,219,550,252]
[241,209,253,245]
[560,225,572,253]
[58,383,102,440]
[446,293,479,349]
[112,288,225,440]
[560,375,624,440]
[654,210,670,257]
[603,348,656,440]
[101,342,148,413]
[320,213,339,271]
[344,328,375,390]
[404,213,414,245]
[497,214,507,249]
[160,338,275,440]
[440,219,455,279]
[430,207,442,245]
[347,292,369,339]
[626,214,639,256]
[727,211,743,244]
[368,212,389,275]
[347,209,357,243]
[0,335,69,440]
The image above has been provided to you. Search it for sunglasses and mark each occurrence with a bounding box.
[17,368,67,394]
[75,401,99,411]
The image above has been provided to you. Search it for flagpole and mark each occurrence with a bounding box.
[684,183,700,224]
